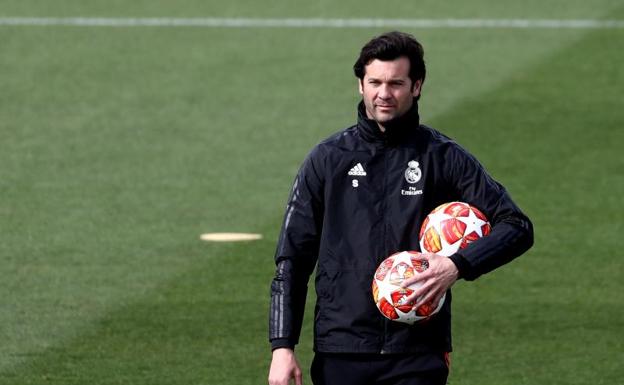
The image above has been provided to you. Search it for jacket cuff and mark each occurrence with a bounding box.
[271,338,295,351]
[448,253,470,280]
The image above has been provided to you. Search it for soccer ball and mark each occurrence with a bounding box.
[372,251,445,324]
[419,202,491,257]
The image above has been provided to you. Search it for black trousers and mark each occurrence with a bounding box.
[311,352,449,385]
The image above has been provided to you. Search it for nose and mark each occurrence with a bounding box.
[378,84,391,99]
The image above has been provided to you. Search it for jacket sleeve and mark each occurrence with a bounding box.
[444,144,534,281]
[269,148,324,350]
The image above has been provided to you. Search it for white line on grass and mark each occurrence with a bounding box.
[0,17,623,29]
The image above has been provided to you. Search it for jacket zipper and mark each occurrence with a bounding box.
[380,141,390,354]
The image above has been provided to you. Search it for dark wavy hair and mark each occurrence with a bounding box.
[353,31,426,89]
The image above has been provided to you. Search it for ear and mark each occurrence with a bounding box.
[412,79,423,97]
[358,79,364,95]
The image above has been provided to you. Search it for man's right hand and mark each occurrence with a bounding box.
[268,348,303,385]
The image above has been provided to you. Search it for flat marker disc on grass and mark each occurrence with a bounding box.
[200,233,262,242]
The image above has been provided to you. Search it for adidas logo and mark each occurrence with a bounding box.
[348,163,367,176]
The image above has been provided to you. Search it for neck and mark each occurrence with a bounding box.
[363,110,388,132]
[357,100,420,144]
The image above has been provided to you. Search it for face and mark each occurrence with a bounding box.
[359,57,422,130]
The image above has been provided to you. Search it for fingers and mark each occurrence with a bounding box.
[400,268,431,288]
[400,253,455,309]
[400,252,439,290]
[403,273,433,300]
[268,370,299,385]
[295,368,303,385]
[413,286,443,311]
[403,277,442,308]
[268,348,302,385]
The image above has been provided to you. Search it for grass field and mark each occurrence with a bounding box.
[1,1,623,384]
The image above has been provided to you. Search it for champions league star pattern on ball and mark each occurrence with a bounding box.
[419,202,491,257]
[372,251,445,324]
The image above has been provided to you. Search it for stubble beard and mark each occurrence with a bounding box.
[366,104,407,132]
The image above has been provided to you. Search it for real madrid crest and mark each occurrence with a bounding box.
[404,160,422,184]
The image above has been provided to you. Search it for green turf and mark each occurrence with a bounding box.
[1,0,623,18]
[430,26,624,385]
[1,2,623,384]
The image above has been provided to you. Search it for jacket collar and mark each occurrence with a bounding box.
[356,100,420,145]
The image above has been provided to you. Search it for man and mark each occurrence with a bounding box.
[268,31,533,385]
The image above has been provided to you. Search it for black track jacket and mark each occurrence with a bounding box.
[269,101,534,354]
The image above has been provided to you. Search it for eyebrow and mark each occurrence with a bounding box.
[367,77,406,83]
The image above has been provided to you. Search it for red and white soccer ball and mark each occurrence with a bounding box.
[372,251,445,324]
[419,202,491,257]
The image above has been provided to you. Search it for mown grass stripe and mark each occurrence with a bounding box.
[1,17,624,29]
